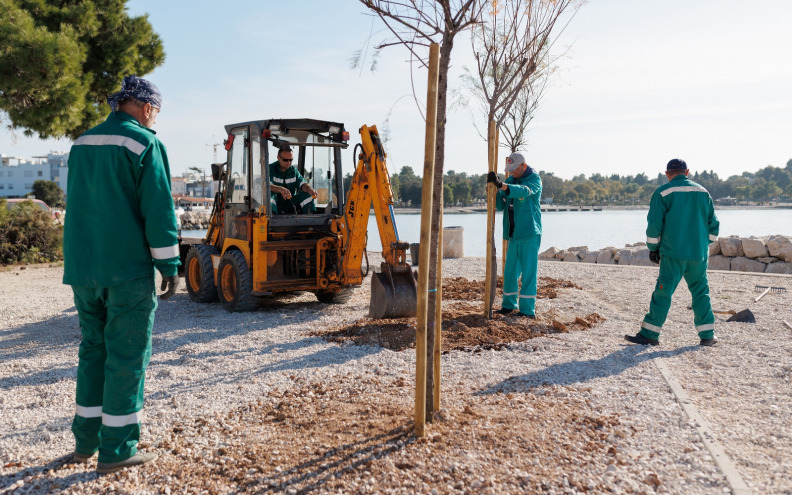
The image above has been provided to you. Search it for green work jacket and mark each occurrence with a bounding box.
[496,172,543,241]
[646,174,720,261]
[269,161,307,195]
[63,111,180,287]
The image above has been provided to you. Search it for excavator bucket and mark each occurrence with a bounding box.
[369,263,417,319]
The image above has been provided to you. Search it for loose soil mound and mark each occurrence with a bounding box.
[315,277,603,352]
[139,377,624,494]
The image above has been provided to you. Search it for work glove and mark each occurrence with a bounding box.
[649,250,661,264]
[160,276,180,300]
[487,171,504,189]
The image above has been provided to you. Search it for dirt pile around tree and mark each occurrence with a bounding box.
[315,277,602,352]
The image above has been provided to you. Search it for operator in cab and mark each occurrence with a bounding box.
[269,146,318,214]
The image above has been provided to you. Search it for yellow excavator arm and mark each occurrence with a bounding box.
[341,125,416,318]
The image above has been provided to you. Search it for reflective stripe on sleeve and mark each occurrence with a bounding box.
[696,323,715,332]
[660,185,708,197]
[102,410,144,427]
[709,234,718,242]
[74,135,146,156]
[647,236,660,244]
[75,404,102,418]
[150,245,179,259]
[641,321,662,332]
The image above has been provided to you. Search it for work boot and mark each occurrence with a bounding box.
[624,333,659,346]
[515,313,536,319]
[96,452,158,474]
[67,451,96,464]
[699,337,718,346]
[495,307,513,315]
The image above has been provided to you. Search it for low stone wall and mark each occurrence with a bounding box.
[539,235,792,275]
[180,210,211,230]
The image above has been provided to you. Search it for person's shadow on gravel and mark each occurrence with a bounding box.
[477,344,698,394]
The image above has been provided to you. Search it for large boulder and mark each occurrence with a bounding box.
[632,248,654,266]
[730,257,766,273]
[562,251,581,262]
[581,251,599,263]
[741,237,769,259]
[708,255,731,271]
[708,240,721,256]
[766,235,792,262]
[718,236,744,257]
[765,262,792,275]
[757,257,779,264]
[539,247,560,260]
[617,249,634,265]
[596,249,615,265]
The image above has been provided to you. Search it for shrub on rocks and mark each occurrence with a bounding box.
[0,199,63,264]
[718,236,744,257]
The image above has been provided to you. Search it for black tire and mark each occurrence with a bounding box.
[316,288,354,304]
[184,245,219,303]
[217,250,259,312]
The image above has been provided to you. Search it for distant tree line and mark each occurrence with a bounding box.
[345,159,792,207]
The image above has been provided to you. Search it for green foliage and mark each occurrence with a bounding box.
[0,198,63,264]
[31,179,64,207]
[0,0,165,139]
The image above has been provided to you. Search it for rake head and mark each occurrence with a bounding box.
[754,285,786,294]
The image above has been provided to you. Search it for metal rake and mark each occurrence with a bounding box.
[754,285,786,302]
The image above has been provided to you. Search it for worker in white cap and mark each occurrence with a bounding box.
[487,152,542,318]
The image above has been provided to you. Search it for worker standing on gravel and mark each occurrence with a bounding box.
[625,158,720,347]
[269,146,318,214]
[63,75,180,473]
[487,152,543,319]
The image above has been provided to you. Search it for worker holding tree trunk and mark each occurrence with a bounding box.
[488,152,543,319]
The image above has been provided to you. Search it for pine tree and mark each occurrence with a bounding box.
[0,0,165,139]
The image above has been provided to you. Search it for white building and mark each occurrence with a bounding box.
[0,152,69,199]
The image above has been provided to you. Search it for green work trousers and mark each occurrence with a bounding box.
[71,275,157,463]
[501,236,541,316]
[639,255,715,341]
[272,190,316,214]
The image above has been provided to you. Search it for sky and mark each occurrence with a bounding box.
[1,0,791,181]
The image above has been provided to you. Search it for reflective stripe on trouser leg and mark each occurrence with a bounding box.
[293,190,316,214]
[501,241,521,311]
[641,255,684,340]
[684,259,715,339]
[517,236,540,315]
[72,276,157,464]
[72,286,109,456]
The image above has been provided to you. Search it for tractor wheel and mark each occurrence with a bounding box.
[184,245,219,303]
[217,250,259,312]
[316,288,354,304]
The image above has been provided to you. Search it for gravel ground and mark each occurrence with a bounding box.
[1,256,790,494]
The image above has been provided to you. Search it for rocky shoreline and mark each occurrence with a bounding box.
[540,234,792,275]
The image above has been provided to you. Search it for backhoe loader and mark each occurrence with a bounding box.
[179,118,416,318]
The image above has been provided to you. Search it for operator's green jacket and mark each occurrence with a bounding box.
[645,174,719,261]
[495,172,543,240]
[269,161,307,195]
[63,111,180,287]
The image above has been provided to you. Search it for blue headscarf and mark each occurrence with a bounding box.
[106,75,162,111]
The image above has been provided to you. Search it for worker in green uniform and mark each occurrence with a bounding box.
[269,146,318,214]
[625,158,720,347]
[488,152,543,318]
[63,75,180,473]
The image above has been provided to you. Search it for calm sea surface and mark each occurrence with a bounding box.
[186,209,792,258]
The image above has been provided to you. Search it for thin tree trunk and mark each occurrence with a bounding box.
[425,35,453,422]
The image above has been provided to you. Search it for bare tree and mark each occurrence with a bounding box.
[359,0,485,420]
[467,0,582,316]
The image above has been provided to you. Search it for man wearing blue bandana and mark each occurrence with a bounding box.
[269,146,318,214]
[488,152,543,318]
[625,158,720,347]
[63,75,179,473]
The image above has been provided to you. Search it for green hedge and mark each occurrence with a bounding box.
[0,199,63,264]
